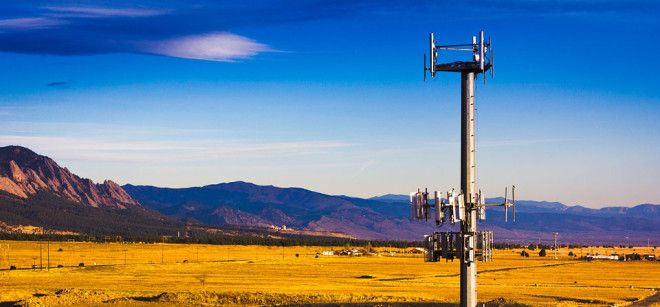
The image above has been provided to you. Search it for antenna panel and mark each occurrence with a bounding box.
[456,192,465,221]
[429,33,436,77]
[479,31,485,72]
[434,191,445,224]
[410,192,417,220]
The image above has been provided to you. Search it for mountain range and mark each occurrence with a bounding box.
[0,145,658,245]
[124,183,659,245]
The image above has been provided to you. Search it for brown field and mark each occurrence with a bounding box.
[0,241,657,306]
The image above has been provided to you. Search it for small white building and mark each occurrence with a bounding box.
[586,254,619,261]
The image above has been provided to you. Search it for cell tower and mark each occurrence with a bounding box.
[411,30,517,307]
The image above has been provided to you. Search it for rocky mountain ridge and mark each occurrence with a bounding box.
[0,146,138,208]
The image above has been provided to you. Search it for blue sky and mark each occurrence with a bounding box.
[0,1,658,207]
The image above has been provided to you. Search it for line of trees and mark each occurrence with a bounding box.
[0,231,424,248]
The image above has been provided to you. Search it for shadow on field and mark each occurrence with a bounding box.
[435,262,577,278]
[113,292,167,302]
[529,294,610,305]
[631,291,660,306]
[286,304,456,307]
[286,298,529,307]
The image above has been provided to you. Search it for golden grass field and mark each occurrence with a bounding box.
[0,241,657,306]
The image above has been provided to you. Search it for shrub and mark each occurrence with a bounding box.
[568,251,575,257]
[539,249,547,257]
[527,244,536,251]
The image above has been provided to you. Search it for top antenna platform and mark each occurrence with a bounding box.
[424,30,494,81]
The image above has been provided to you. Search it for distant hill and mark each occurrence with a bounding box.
[370,194,410,203]
[126,184,660,245]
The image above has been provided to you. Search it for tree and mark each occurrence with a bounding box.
[527,244,536,251]
[539,248,547,257]
[195,274,207,288]
[568,251,575,257]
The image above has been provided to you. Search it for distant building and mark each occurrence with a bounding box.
[409,248,426,254]
[585,254,619,261]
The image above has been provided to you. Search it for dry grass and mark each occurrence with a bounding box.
[0,241,657,306]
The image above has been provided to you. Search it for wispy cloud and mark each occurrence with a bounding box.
[0,135,351,162]
[478,138,579,148]
[0,121,223,137]
[143,32,273,62]
[45,81,69,87]
[43,6,168,18]
[0,17,65,29]
[0,3,282,61]
[353,159,378,177]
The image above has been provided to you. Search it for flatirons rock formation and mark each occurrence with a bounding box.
[0,146,183,236]
[0,145,138,208]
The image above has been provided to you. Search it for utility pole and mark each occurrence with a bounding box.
[553,232,559,259]
[412,30,516,307]
[47,240,50,271]
[39,240,43,270]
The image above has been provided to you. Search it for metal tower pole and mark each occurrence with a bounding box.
[460,71,477,307]
[418,30,508,307]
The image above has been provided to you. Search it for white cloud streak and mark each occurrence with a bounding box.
[0,135,350,163]
[43,6,168,18]
[143,32,273,62]
[0,17,65,29]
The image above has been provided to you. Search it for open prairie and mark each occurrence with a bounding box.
[0,241,657,306]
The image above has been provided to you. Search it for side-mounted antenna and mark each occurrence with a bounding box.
[423,53,426,82]
[473,186,517,223]
[489,36,494,79]
[512,185,516,222]
[504,186,508,223]
[479,31,485,73]
[503,186,516,223]
[424,33,437,82]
